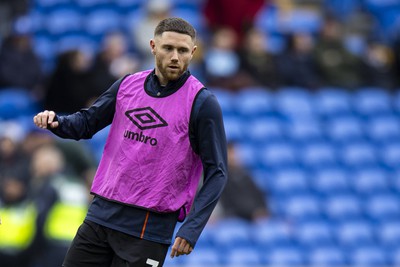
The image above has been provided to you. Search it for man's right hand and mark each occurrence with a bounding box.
[33,110,59,129]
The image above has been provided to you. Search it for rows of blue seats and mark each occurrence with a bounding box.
[76,87,400,266]
[163,217,400,266]
[1,85,400,266]
[28,0,205,68]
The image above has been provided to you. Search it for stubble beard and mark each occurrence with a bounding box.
[156,59,187,84]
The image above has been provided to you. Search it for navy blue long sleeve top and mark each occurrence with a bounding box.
[50,70,227,247]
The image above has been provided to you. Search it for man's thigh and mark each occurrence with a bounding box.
[109,231,169,267]
[63,220,114,267]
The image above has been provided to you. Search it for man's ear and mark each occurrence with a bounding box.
[150,39,156,55]
[190,45,197,59]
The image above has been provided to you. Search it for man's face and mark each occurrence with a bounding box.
[150,31,196,85]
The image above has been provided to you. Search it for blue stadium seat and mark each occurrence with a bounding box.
[34,0,72,11]
[251,219,294,248]
[233,143,260,169]
[325,194,363,222]
[193,223,215,249]
[172,0,204,8]
[340,142,378,169]
[286,119,324,144]
[309,246,348,266]
[254,5,281,34]
[270,168,309,195]
[209,88,237,116]
[171,8,206,35]
[393,90,400,114]
[123,7,146,35]
[84,8,121,38]
[114,0,144,11]
[352,88,393,118]
[380,142,400,169]
[226,247,265,266]
[379,220,400,247]
[33,34,57,62]
[295,220,334,247]
[326,116,365,144]
[283,194,322,221]
[57,34,98,54]
[44,7,83,36]
[394,170,400,192]
[234,87,275,118]
[351,168,389,195]
[315,87,353,117]
[212,218,253,249]
[179,247,223,266]
[75,0,110,9]
[246,117,285,143]
[266,245,306,266]
[350,246,389,266]
[250,168,271,193]
[275,87,315,119]
[391,246,400,266]
[313,168,350,195]
[364,0,400,9]
[256,6,321,34]
[222,116,245,142]
[336,220,375,248]
[366,194,400,222]
[260,142,298,169]
[281,8,323,33]
[24,11,46,34]
[300,142,338,170]
[367,115,400,144]
[0,88,39,120]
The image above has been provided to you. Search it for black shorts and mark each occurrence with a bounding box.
[62,220,169,267]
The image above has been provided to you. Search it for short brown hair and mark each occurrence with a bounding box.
[154,17,196,40]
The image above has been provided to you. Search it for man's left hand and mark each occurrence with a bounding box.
[170,237,193,258]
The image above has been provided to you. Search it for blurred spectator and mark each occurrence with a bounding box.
[219,142,269,222]
[28,144,87,267]
[277,32,321,89]
[239,27,281,89]
[360,40,396,89]
[131,0,172,70]
[0,123,30,173]
[0,171,32,267]
[21,127,97,186]
[0,31,43,96]
[0,125,32,267]
[56,140,97,188]
[204,27,252,90]
[27,144,63,267]
[44,50,92,114]
[88,31,139,100]
[0,0,30,40]
[312,15,363,89]
[203,0,266,43]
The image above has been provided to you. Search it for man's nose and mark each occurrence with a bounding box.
[171,50,179,61]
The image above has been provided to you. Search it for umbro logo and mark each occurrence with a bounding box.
[125,107,168,130]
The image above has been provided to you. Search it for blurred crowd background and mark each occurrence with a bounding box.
[1,0,400,266]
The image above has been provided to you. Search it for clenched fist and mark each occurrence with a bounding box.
[33,110,59,129]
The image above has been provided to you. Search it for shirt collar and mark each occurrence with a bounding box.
[145,69,191,97]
